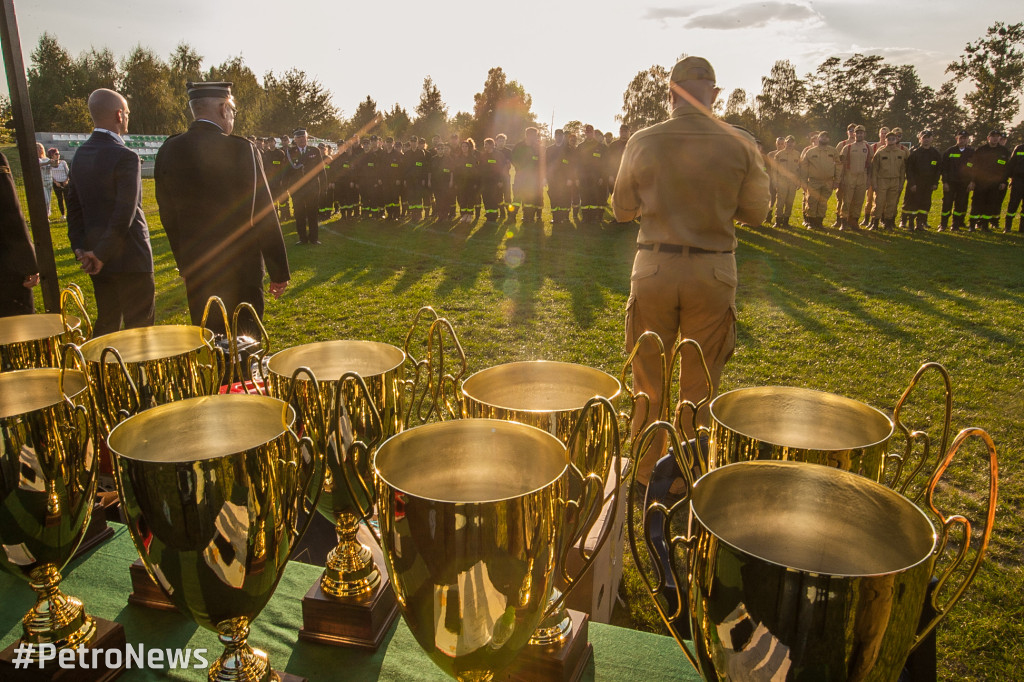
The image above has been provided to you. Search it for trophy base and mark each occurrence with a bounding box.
[71,505,117,562]
[127,559,177,611]
[297,570,398,650]
[0,617,126,681]
[272,673,306,682]
[504,610,592,682]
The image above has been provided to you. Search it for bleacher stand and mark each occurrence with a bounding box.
[37,132,169,178]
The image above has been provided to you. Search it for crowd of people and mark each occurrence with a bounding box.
[249,123,634,238]
[765,125,1024,233]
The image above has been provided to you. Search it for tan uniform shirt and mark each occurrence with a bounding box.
[799,145,840,184]
[870,145,909,183]
[772,148,802,187]
[612,106,769,252]
[841,141,871,177]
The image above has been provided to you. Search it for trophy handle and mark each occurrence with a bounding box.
[231,302,271,394]
[669,338,713,476]
[402,306,440,426]
[59,344,97,497]
[626,420,701,672]
[280,395,327,560]
[912,427,998,650]
[619,330,667,430]
[334,371,385,545]
[402,308,467,426]
[548,397,621,616]
[887,362,953,501]
[98,346,141,425]
[60,283,92,343]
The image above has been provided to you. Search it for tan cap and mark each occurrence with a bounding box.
[670,56,716,84]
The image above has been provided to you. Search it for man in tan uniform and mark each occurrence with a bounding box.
[766,136,784,224]
[612,56,769,485]
[839,125,871,230]
[798,131,840,229]
[834,123,858,223]
[869,131,909,230]
[862,126,889,225]
[772,135,802,228]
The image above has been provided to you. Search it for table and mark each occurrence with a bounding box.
[0,524,700,681]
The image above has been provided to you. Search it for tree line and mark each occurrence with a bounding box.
[8,22,1023,147]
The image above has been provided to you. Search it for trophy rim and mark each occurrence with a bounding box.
[461,360,622,413]
[691,460,938,578]
[375,418,568,504]
[80,325,215,364]
[107,393,296,463]
[265,339,406,379]
[0,313,80,346]
[0,367,90,419]
[709,385,895,451]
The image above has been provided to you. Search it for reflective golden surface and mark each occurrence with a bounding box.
[0,367,99,654]
[0,314,86,371]
[265,340,405,597]
[80,325,222,435]
[109,394,323,681]
[375,419,568,681]
[708,386,894,481]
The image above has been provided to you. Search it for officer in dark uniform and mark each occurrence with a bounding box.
[576,124,608,223]
[1006,140,1024,233]
[939,131,974,231]
[546,129,575,223]
[901,130,942,231]
[967,129,1010,232]
[510,127,543,223]
[285,128,328,243]
[275,134,293,220]
[154,81,290,336]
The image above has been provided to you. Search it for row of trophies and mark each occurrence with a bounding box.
[0,286,998,681]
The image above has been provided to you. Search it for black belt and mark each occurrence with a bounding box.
[637,243,733,255]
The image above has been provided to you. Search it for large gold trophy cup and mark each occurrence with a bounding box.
[628,421,997,681]
[0,352,126,679]
[108,394,324,682]
[0,285,91,371]
[263,340,406,648]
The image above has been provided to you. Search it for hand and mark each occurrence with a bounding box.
[77,250,103,274]
[23,273,39,288]
[268,281,288,299]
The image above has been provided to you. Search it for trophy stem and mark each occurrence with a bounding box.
[22,563,96,656]
[321,513,381,598]
[456,673,494,682]
[210,617,275,682]
[528,588,573,646]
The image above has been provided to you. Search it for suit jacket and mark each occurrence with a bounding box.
[66,131,154,273]
[285,145,327,197]
[0,152,38,316]
[154,120,289,327]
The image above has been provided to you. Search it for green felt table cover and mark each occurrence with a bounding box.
[0,524,700,681]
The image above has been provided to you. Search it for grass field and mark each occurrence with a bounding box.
[8,144,1023,679]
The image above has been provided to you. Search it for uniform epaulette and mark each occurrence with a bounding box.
[730,125,757,141]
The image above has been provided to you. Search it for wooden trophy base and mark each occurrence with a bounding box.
[0,617,126,681]
[297,570,398,650]
[71,504,117,562]
[505,610,592,682]
[127,559,177,612]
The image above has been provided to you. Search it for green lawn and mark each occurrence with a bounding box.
[10,145,1024,680]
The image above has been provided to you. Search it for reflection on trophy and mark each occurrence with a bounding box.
[461,364,624,680]
[0,360,126,679]
[108,394,323,682]
[263,340,405,648]
[628,420,997,681]
[0,285,91,371]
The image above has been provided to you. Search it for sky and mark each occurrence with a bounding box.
[3,0,1022,134]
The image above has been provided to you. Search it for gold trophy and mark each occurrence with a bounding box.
[460,363,625,680]
[263,340,406,648]
[108,393,324,682]
[0,284,91,371]
[627,420,998,681]
[0,350,126,680]
[371,418,614,681]
[706,362,953,489]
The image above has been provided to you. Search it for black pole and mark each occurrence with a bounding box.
[0,0,60,312]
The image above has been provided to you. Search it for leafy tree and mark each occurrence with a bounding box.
[263,68,343,139]
[449,111,474,141]
[946,21,1024,133]
[561,120,584,140]
[923,82,970,146]
[411,76,448,140]
[346,95,381,139]
[617,65,669,130]
[27,33,76,130]
[805,54,898,139]
[52,97,92,132]
[167,43,204,131]
[120,46,177,134]
[74,47,120,96]
[207,56,266,136]
[470,67,537,143]
[383,104,411,139]
[756,60,806,140]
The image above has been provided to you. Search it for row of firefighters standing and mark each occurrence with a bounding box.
[767,127,1024,232]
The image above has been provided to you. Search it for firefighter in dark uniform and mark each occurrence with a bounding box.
[606,124,630,191]
[939,131,973,231]
[478,138,506,223]
[381,137,402,220]
[576,124,609,223]
[320,144,335,220]
[332,142,358,219]
[154,81,289,337]
[511,127,543,223]
[494,133,513,219]
[430,143,457,221]
[453,139,481,222]
[264,137,290,221]
[357,136,383,219]
[405,138,431,222]
[285,128,327,244]
[967,129,1010,232]
[546,129,575,223]
[568,133,582,221]
[901,130,942,231]
[1006,141,1024,233]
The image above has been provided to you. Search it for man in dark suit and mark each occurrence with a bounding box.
[0,152,39,317]
[154,82,290,337]
[66,88,155,336]
[285,128,327,244]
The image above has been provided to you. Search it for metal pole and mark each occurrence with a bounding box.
[0,0,60,312]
